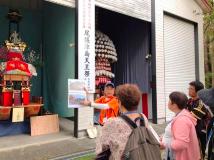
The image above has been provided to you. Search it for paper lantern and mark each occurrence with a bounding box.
[1,88,13,106]
[22,88,30,105]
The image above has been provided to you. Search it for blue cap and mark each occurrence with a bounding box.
[105,82,115,88]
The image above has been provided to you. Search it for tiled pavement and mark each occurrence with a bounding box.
[0,118,166,160]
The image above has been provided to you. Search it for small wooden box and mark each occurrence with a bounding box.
[30,114,59,136]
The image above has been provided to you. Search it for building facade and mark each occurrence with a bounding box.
[0,0,211,123]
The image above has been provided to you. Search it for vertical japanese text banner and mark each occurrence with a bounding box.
[78,0,95,93]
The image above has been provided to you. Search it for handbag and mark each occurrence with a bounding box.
[95,149,111,160]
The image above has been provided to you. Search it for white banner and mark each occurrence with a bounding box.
[78,0,95,93]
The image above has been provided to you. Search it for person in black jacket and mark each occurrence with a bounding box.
[187,81,208,157]
[187,81,204,111]
[198,87,214,160]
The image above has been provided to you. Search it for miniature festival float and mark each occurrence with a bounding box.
[0,9,59,137]
[0,31,42,122]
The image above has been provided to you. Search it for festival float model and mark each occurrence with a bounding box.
[0,31,42,121]
[95,31,117,87]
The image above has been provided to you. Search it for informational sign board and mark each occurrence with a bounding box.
[74,0,95,138]
[12,107,24,122]
[78,0,95,93]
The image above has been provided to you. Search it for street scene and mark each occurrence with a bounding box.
[0,0,214,160]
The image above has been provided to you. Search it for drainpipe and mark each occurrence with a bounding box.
[151,0,157,124]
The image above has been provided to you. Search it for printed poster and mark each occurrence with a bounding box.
[68,79,86,108]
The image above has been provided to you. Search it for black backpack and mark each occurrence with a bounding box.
[120,114,162,160]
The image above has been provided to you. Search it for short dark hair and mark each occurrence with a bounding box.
[169,91,188,109]
[189,81,204,92]
[116,84,141,111]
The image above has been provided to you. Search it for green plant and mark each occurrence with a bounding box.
[205,72,214,88]
[204,1,214,88]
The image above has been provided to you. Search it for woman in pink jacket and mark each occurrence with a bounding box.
[160,91,201,160]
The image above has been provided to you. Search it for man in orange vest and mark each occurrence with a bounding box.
[82,82,119,125]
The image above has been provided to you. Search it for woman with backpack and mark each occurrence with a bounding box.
[95,84,161,160]
[160,91,201,160]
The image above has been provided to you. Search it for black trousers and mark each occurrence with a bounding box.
[198,132,207,158]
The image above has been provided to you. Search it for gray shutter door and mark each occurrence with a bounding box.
[95,0,151,22]
[164,15,196,121]
[45,0,151,22]
[44,0,75,8]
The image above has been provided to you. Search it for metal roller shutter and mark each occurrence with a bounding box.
[45,0,151,21]
[164,15,196,121]
[95,0,151,21]
[44,0,75,8]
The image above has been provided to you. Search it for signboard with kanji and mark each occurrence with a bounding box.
[78,0,95,93]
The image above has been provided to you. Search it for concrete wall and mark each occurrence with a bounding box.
[155,0,205,123]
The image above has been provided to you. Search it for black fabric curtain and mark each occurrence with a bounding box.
[97,8,151,92]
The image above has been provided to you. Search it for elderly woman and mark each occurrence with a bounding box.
[95,84,150,159]
[160,91,200,160]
